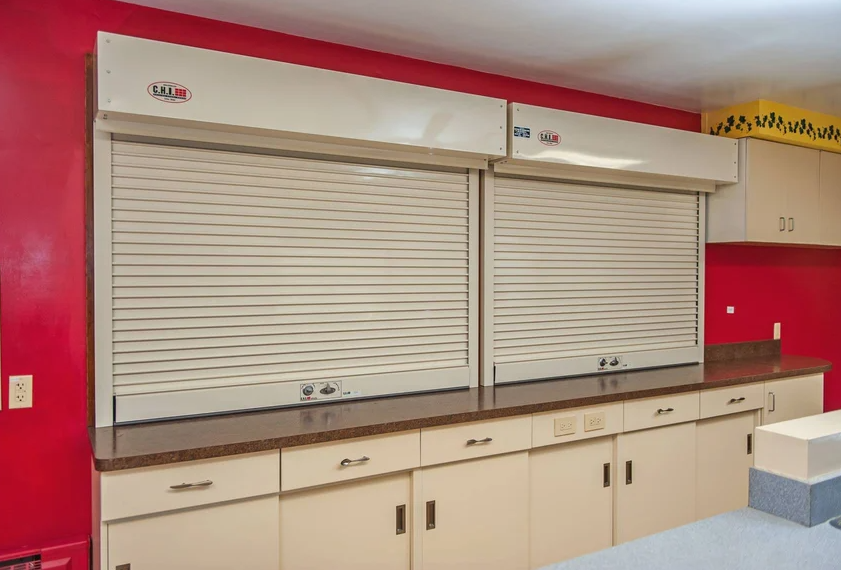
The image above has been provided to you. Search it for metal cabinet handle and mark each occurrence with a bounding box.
[396,504,407,535]
[728,397,746,404]
[169,480,213,490]
[603,462,611,488]
[780,217,786,231]
[656,407,674,414]
[747,433,753,455]
[625,460,633,485]
[340,456,370,467]
[466,437,493,446]
[789,217,795,232]
[769,392,776,412]
[426,500,436,530]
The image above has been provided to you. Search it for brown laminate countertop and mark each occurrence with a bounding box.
[90,353,830,472]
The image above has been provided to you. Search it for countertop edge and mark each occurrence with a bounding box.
[91,361,831,472]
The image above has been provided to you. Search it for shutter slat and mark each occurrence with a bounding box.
[495,340,698,363]
[115,325,469,351]
[109,141,472,401]
[116,349,469,384]
[493,177,699,378]
[113,360,468,396]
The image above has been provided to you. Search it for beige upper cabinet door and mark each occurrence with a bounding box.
[108,497,279,570]
[696,411,757,520]
[615,422,696,544]
[820,151,841,246]
[745,139,820,244]
[784,145,822,244]
[421,452,529,570]
[762,375,824,425]
[529,438,614,569]
[279,473,411,570]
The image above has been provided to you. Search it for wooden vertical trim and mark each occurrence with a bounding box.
[85,53,96,427]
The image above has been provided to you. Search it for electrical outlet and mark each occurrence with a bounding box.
[584,411,606,432]
[554,416,576,436]
[9,375,33,409]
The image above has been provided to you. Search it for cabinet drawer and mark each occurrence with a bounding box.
[101,451,280,522]
[421,415,532,466]
[623,392,699,432]
[281,431,419,492]
[532,402,624,448]
[699,383,764,419]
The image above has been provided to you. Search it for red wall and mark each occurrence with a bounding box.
[0,0,832,554]
[706,244,841,411]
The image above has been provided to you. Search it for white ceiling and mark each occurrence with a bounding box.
[122,0,841,116]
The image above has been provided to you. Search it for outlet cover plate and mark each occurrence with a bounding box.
[584,411,606,432]
[9,375,33,409]
[554,416,576,436]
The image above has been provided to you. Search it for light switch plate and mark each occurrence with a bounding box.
[727,306,735,314]
[584,411,606,432]
[554,416,576,436]
[9,375,33,409]
[774,322,781,340]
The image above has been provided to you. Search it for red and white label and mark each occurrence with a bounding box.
[148,81,192,103]
[538,130,561,146]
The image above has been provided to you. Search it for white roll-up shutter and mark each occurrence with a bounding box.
[490,175,701,384]
[102,140,475,422]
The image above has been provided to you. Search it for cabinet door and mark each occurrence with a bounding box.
[762,375,824,425]
[108,496,279,570]
[615,422,696,544]
[529,438,613,568]
[421,452,529,570]
[696,411,756,520]
[820,151,841,246]
[745,139,793,243]
[785,145,822,243]
[279,472,411,570]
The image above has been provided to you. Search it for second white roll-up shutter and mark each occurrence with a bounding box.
[488,174,701,384]
[102,139,476,422]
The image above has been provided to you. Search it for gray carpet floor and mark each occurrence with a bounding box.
[542,508,841,570]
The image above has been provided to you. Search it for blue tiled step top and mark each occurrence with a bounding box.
[542,508,841,570]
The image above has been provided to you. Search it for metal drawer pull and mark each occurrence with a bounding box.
[625,460,633,485]
[747,433,753,455]
[603,462,611,488]
[340,456,370,467]
[656,407,674,414]
[426,500,436,530]
[728,397,746,404]
[169,480,213,490]
[780,217,786,231]
[466,437,493,446]
[789,217,795,232]
[769,392,776,412]
[396,504,407,535]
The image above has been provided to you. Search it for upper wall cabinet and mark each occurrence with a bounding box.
[707,138,825,244]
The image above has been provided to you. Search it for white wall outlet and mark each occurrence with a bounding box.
[554,416,576,436]
[584,411,606,432]
[727,306,735,314]
[774,322,781,340]
[9,375,33,409]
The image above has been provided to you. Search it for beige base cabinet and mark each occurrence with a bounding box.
[696,411,757,520]
[762,375,824,425]
[615,422,696,544]
[421,452,529,570]
[529,438,613,569]
[107,497,279,570]
[279,473,411,570]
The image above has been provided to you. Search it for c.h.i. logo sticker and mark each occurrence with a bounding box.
[148,82,192,103]
[538,130,561,146]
